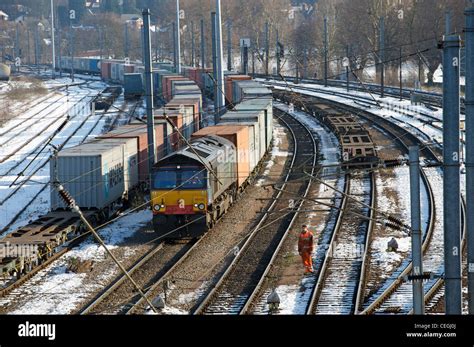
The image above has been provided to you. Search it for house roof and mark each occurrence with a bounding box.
[0,10,9,18]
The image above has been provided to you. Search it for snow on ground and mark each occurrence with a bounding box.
[256,122,290,186]
[376,167,444,313]
[0,77,110,234]
[2,210,150,315]
[268,80,465,312]
[252,103,343,315]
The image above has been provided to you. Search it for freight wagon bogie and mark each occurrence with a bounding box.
[274,90,378,168]
[0,211,90,280]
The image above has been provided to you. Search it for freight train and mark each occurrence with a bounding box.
[151,97,273,237]
[273,89,378,167]
[0,59,273,278]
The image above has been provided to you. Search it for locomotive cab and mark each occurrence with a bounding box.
[151,136,237,239]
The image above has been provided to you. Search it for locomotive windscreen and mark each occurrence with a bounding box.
[153,167,206,190]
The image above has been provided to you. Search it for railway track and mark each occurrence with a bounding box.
[256,75,455,112]
[307,172,375,315]
[0,94,138,234]
[0,79,96,152]
[0,231,91,300]
[275,85,465,314]
[78,240,201,315]
[192,107,317,315]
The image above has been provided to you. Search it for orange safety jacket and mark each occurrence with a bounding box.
[298,230,314,253]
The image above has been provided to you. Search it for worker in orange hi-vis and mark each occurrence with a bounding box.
[298,225,314,274]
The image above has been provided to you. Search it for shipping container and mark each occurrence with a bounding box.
[235,98,273,151]
[170,81,201,100]
[124,64,135,74]
[232,80,271,104]
[216,120,259,172]
[168,97,201,132]
[154,109,184,151]
[50,138,138,210]
[219,110,266,159]
[89,58,101,74]
[152,69,169,97]
[163,76,188,101]
[225,75,251,106]
[192,125,251,187]
[101,61,112,80]
[164,103,194,141]
[124,73,144,99]
[98,124,167,182]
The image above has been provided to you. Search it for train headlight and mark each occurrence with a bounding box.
[198,203,206,211]
[154,205,161,211]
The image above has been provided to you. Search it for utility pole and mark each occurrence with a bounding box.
[346,45,350,93]
[276,29,281,77]
[51,0,56,79]
[27,29,31,65]
[465,4,474,315]
[252,49,255,77]
[409,146,425,315]
[175,0,181,74]
[242,41,249,75]
[379,16,385,97]
[155,24,158,62]
[265,22,269,76]
[124,23,129,58]
[211,12,218,121]
[227,20,232,71]
[215,0,225,118]
[303,48,307,79]
[57,17,62,77]
[142,8,156,181]
[34,25,39,67]
[324,17,328,87]
[200,19,205,68]
[446,10,451,35]
[69,9,75,82]
[69,30,74,82]
[15,22,20,72]
[442,33,462,315]
[417,52,422,90]
[99,26,103,61]
[191,21,195,67]
[399,47,403,100]
[172,22,177,69]
[295,47,299,84]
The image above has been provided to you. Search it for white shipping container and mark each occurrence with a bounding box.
[235,99,273,151]
[50,138,138,210]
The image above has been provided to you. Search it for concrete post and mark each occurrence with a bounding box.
[200,19,205,68]
[409,146,425,314]
[211,12,218,121]
[142,9,156,181]
[443,34,462,315]
[465,5,474,315]
[227,20,232,71]
[215,0,226,117]
[380,16,385,97]
[175,0,181,74]
[276,29,281,77]
[191,21,195,67]
[265,22,269,76]
[324,17,328,87]
[51,0,56,79]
